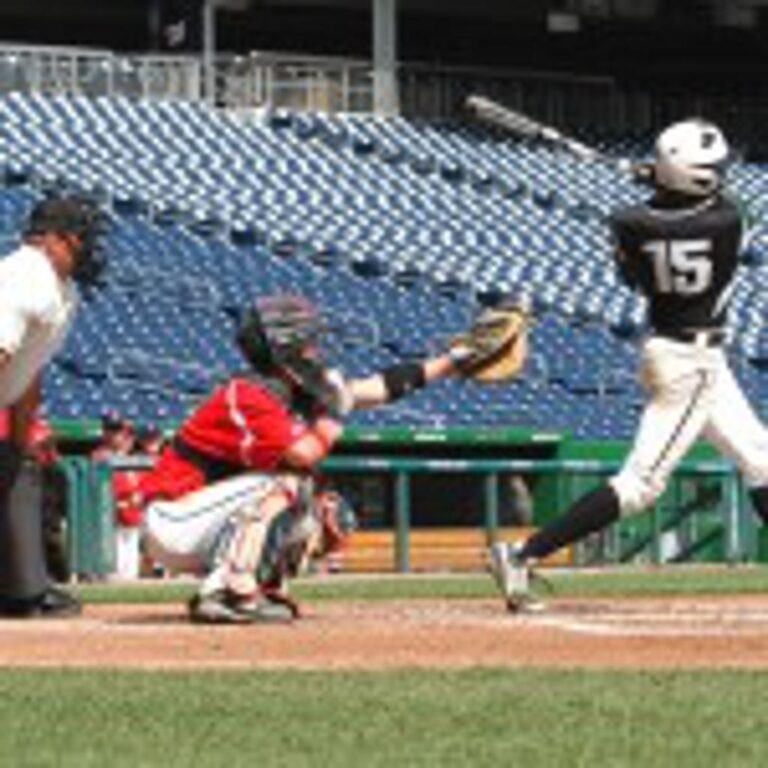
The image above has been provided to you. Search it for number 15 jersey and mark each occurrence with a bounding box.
[611,193,743,333]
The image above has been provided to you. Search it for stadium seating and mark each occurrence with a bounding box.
[0,93,765,436]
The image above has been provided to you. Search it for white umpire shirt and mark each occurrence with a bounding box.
[0,244,78,409]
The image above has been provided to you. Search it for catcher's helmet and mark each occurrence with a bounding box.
[24,196,109,286]
[653,119,729,197]
[237,295,328,390]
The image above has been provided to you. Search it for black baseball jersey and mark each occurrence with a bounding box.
[611,193,743,333]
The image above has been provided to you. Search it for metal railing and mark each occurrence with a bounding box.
[0,44,202,101]
[64,454,746,577]
[3,40,763,133]
[0,43,373,110]
[218,52,374,113]
[323,456,745,571]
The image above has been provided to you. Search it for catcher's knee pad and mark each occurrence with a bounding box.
[205,515,265,596]
[259,506,321,585]
[609,470,665,517]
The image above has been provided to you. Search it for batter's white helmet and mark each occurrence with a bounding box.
[653,119,729,197]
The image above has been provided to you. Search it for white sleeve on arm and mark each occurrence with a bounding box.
[0,286,30,356]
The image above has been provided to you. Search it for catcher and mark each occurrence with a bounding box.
[135,294,529,623]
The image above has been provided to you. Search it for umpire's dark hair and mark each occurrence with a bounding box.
[24,196,108,287]
[25,197,94,239]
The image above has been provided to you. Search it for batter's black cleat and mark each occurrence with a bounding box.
[0,586,82,619]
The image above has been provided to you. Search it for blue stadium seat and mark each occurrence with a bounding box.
[1,94,765,434]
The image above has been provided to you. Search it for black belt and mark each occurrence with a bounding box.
[656,329,725,347]
[171,436,243,484]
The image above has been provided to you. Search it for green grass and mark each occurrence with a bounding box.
[9,569,768,766]
[79,564,768,605]
[2,668,768,767]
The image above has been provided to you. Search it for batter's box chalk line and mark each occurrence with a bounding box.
[521,606,768,638]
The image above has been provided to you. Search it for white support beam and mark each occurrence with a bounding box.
[202,0,217,105]
[373,0,399,116]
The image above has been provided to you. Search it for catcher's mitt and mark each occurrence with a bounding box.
[450,301,531,382]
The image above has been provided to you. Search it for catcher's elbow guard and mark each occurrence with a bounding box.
[382,362,427,402]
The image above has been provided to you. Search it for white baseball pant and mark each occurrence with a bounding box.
[144,473,301,595]
[611,335,768,515]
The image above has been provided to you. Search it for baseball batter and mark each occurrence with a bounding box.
[136,294,471,624]
[491,118,768,611]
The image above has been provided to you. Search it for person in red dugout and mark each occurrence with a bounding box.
[139,295,463,624]
[91,412,136,463]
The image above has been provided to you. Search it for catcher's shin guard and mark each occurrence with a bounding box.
[201,483,296,598]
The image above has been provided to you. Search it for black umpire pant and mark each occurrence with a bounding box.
[0,440,48,599]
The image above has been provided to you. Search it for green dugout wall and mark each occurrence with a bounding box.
[54,422,756,576]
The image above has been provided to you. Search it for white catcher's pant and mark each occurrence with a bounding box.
[610,336,768,515]
[144,473,300,574]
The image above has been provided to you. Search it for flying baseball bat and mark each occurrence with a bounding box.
[465,94,641,176]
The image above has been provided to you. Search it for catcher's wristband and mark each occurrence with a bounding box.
[381,362,426,401]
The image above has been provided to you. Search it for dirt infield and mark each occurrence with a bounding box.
[3,595,768,670]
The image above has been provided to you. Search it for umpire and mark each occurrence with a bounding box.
[0,196,106,618]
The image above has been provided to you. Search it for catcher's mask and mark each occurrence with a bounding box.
[236,295,331,402]
[24,196,109,287]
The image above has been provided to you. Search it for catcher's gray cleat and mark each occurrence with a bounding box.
[188,590,295,625]
[489,542,545,614]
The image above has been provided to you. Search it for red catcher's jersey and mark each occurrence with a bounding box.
[140,377,308,502]
[180,377,307,467]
